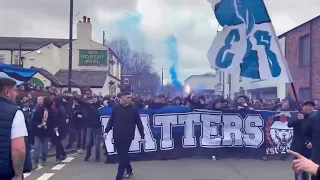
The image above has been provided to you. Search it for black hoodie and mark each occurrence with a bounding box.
[187,94,206,110]
[53,97,67,137]
[105,103,144,140]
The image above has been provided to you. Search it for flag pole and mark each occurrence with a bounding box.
[261,3,298,103]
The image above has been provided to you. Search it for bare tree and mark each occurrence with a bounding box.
[129,51,153,75]
[128,51,161,95]
[137,71,161,95]
[107,37,131,73]
[107,37,161,95]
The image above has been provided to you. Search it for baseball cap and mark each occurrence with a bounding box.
[302,100,315,107]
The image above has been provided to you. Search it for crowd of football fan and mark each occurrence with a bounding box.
[15,84,320,175]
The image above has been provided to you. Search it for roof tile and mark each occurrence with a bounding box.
[0,37,69,51]
[54,69,108,87]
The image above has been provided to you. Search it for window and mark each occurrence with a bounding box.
[299,34,311,67]
[0,54,4,62]
[299,88,311,102]
[124,78,129,85]
[239,76,242,82]
[228,74,231,84]
[118,63,121,79]
[116,62,120,79]
[219,71,222,83]
[109,63,114,76]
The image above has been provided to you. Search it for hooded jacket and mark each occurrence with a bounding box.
[53,97,67,137]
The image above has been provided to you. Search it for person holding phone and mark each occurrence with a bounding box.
[304,101,320,180]
[288,101,314,180]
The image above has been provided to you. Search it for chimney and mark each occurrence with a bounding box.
[77,15,92,41]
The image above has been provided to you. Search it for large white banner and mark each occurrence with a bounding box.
[101,112,269,154]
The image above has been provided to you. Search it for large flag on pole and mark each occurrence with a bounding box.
[0,63,38,85]
[207,0,292,82]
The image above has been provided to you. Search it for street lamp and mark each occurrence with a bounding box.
[161,68,164,87]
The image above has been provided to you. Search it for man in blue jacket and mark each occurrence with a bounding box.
[0,78,30,180]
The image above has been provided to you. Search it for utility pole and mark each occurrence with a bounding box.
[222,72,225,97]
[161,68,164,92]
[19,43,22,66]
[68,0,73,92]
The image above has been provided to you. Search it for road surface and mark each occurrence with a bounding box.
[24,153,293,180]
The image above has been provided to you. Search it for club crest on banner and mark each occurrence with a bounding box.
[265,112,293,155]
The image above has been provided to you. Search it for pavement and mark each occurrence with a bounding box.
[24,152,294,180]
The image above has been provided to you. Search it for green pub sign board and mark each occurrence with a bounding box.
[79,50,108,66]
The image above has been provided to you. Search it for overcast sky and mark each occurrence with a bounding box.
[1,0,319,83]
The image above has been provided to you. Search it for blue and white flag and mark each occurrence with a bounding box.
[207,0,292,82]
[0,63,38,85]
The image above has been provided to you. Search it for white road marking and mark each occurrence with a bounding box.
[24,173,31,178]
[62,156,75,163]
[36,165,44,170]
[36,173,55,180]
[52,164,66,170]
[47,152,79,161]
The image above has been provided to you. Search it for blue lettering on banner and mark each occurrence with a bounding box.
[100,107,294,160]
[211,0,283,80]
[216,29,240,68]
[215,28,281,79]
[101,114,157,155]
[254,30,281,77]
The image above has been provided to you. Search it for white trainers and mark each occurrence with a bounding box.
[77,149,83,154]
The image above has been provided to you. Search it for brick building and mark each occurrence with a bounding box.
[279,15,320,101]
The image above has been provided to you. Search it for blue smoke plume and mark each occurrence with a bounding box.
[169,65,182,89]
[165,35,182,90]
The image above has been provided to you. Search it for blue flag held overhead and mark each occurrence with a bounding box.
[207,0,292,82]
[0,62,38,85]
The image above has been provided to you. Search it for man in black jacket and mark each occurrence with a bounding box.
[305,101,320,180]
[72,94,101,162]
[52,96,67,164]
[104,92,145,180]
[288,101,314,180]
